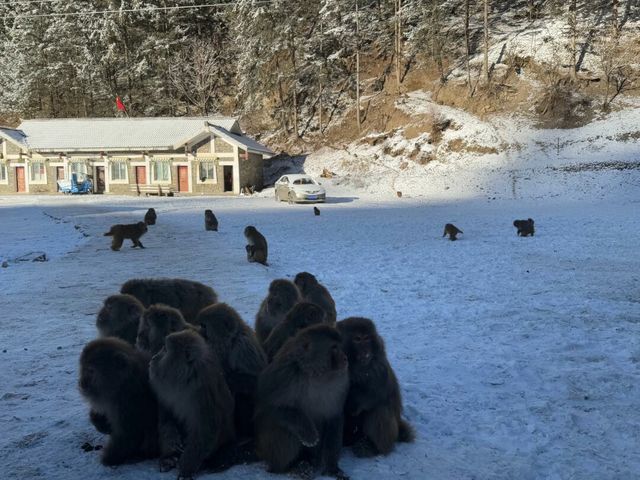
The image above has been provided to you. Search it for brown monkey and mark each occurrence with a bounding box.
[198,303,267,439]
[244,226,268,265]
[79,338,159,466]
[263,302,327,362]
[255,325,349,479]
[204,210,218,231]
[104,221,148,251]
[294,272,337,324]
[314,207,320,216]
[255,279,301,344]
[144,208,157,226]
[443,223,463,241]
[337,317,414,457]
[149,330,235,478]
[135,304,194,355]
[121,278,217,324]
[513,218,535,237]
[96,294,145,345]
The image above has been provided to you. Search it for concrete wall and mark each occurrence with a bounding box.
[0,163,16,194]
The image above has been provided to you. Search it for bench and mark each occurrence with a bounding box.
[129,184,174,197]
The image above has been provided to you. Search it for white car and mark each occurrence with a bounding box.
[274,174,326,203]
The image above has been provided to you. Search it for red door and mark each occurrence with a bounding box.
[178,166,189,192]
[135,166,147,184]
[16,166,25,192]
[56,166,65,180]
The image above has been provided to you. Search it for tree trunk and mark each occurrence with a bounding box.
[465,0,472,95]
[395,0,402,94]
[612,0,619,35]
[569,0,577,80]
[356,0,361,131]
[483,0,490,84]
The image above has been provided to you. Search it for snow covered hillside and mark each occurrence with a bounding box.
[1,155,639,480]
[300,91,640,202]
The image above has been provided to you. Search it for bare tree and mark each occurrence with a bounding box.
[483,0,490,84]
[464,0,473,95]
[356,0,361,131]
[598,35,637,110]
[568,0,578,80]
[168,40,229,115]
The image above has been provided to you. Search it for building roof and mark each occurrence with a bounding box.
[15,117,249,152]
[209,125,275,156]
[0,126,28,149]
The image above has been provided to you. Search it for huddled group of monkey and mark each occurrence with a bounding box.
[79,273,414,479]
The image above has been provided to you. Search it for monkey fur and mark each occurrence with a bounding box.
[294,272,337,324]
[79,337,159,466]
[104,221,148,251]
[255,279,301,344]
[121,278,217,325]
[255,325,350,479]
[337,317,414,457]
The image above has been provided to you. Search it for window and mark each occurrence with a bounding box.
[198,162,215,182]
[70,162,88,181]
[110,162,127,181]
[30,162,46,182]
[152,161,171,183]
[0,164,7,182]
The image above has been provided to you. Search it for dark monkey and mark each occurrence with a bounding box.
[204,210,218,231]
[198,303,267,438]
[263,302,327,362]
[294,272,337,324]
[337,317,414,457]
[255,325,350,479]
[144,208,157,226]
[255,279,301,344]
[149,330,235,479]
[443,223,463,241]
[121,278,217,324]
[513,218,535,237]
[135,304,193,355]
[104,221,147,251]
[314,207,321,216]
[244,226,268,266]
[78,338,159,465]
[96,294,145,345]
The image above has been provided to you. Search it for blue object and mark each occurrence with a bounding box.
[57,173,93,194]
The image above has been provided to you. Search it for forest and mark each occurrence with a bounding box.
[0,1,638,144]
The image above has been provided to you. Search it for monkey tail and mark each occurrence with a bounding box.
[398,419,415,443]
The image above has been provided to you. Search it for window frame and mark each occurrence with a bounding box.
[29,161,47,184]
[196,161,216,184]
[151,160,171,184]
[109,162,128,183]
[0,163,7,184]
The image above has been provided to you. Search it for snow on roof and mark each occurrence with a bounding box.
[16,117,243,151]
[208,124,275,157]
[0,126,28,148]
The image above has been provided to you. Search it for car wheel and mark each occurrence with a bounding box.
[288,191,295,204]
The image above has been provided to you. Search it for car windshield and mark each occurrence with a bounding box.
[293,178,315,185]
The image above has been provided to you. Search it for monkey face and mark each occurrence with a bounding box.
[79,341,131,400]
[244,226,255,238]
[337,318,384,368]
[137,310,174,355]
[295,326,348,376]
[96,295,142,336]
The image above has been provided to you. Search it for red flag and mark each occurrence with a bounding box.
[116,96,126,112]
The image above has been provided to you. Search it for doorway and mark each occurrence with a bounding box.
[56,167,65,192]
[135,166,147,185]
[95,166,105,193]
[177,165,189,192]
[223,165,233,192]
[16,166,25,192]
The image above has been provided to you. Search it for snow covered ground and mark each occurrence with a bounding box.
[1,161,639,480]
